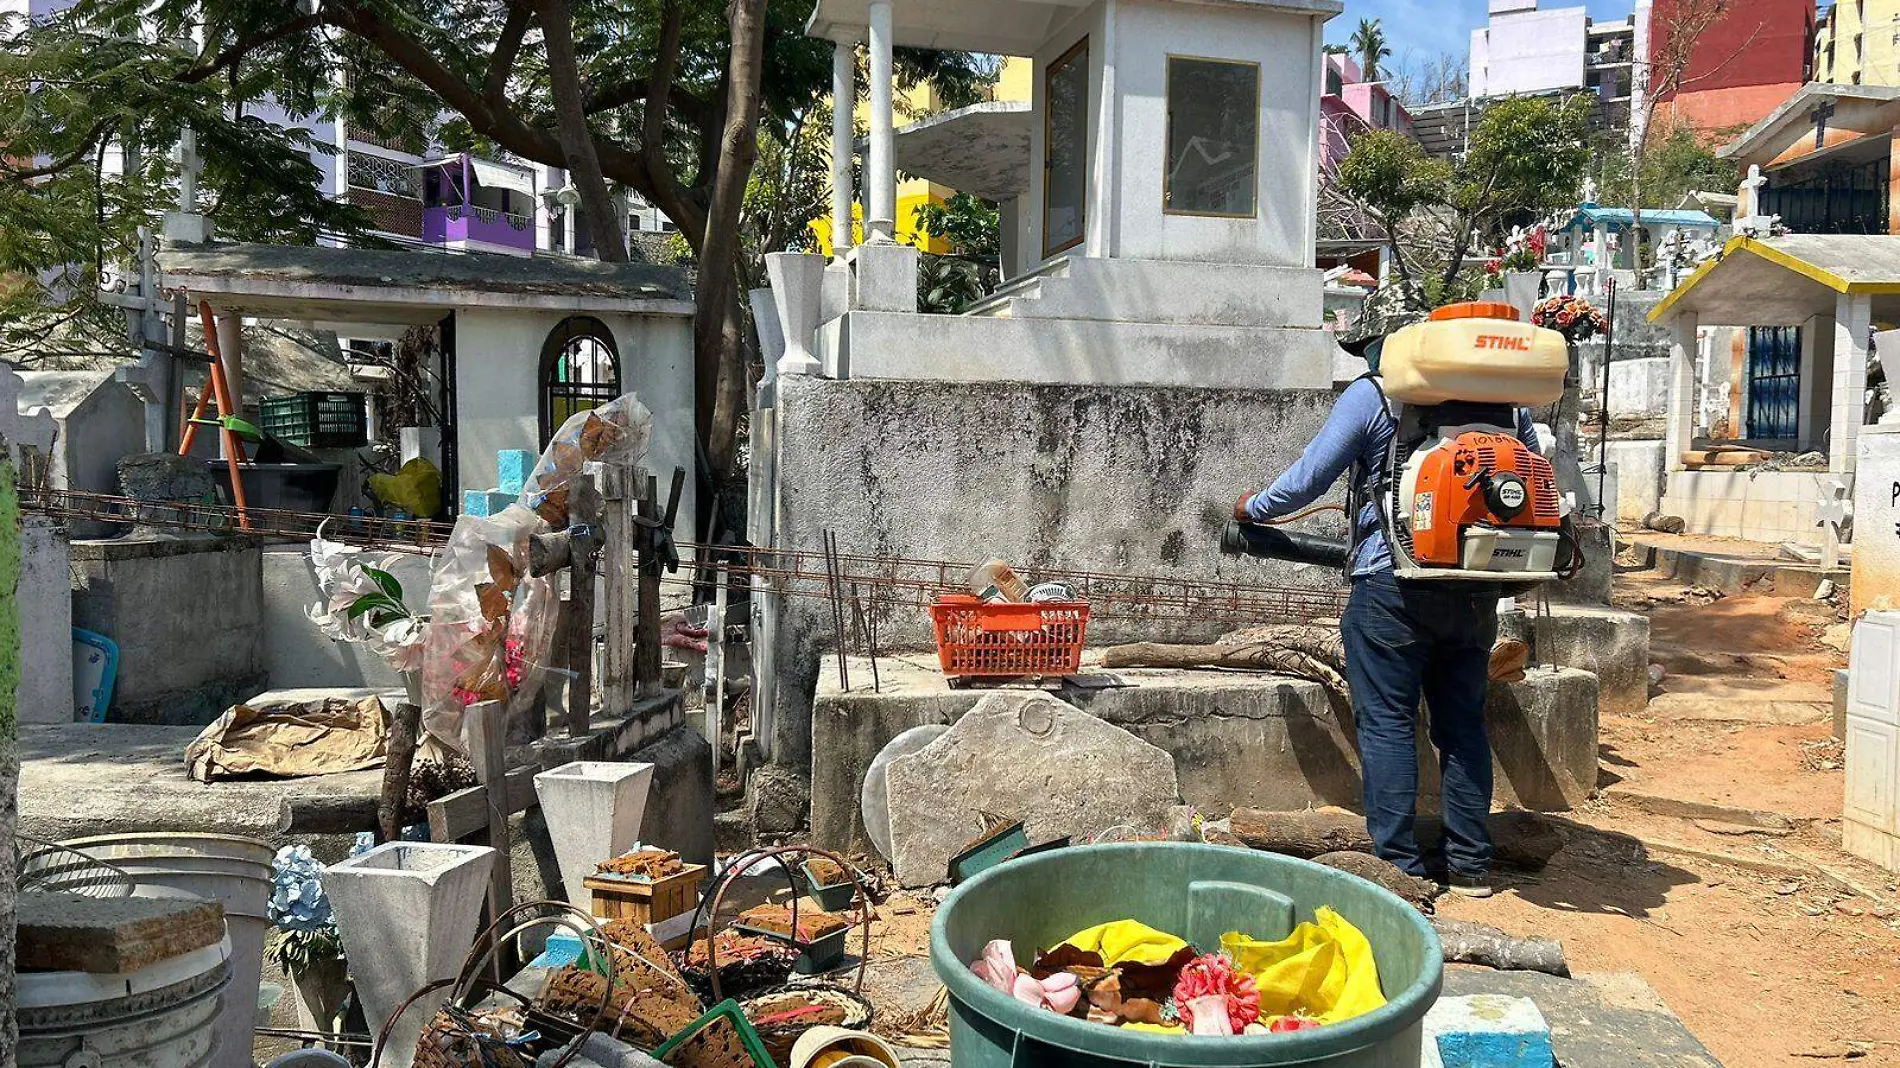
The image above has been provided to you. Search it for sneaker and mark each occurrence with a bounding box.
[1445,871,1496,899]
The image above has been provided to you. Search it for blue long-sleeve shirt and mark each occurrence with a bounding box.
[1243,377,1541,577]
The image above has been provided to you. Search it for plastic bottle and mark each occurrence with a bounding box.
[967,559,1029,602]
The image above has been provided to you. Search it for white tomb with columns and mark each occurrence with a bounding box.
[749,0,1349,767]
[779,0,1342,392]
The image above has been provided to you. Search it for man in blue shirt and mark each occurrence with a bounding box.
[1234,368,1540,897]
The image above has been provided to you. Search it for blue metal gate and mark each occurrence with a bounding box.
[1746,326,1802,441]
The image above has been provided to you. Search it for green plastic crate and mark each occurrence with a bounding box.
[258,391,368,448]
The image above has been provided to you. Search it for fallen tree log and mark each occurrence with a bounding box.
[1230,807,1565,870]
[1432,918,1569,977]
[1312,851,1440,910]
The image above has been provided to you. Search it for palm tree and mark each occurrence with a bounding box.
[1350,18,1392,82]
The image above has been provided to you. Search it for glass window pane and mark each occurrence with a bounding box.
[1166,57,1259,217]
[1044,40,1089,255]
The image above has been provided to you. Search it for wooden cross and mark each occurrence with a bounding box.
[1813,98,1836,149]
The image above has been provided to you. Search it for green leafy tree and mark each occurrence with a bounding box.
[1350,18,1391,82]
[913,192,1000,314]
[1337,94,1592,310]
[2,0,989,520]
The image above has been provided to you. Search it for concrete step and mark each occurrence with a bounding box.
[1648,675,1832,724]
[1622,538,1847,597]
[961,257,1070,318]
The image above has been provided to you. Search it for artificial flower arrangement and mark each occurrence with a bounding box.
[306,529,427,674]
[968,911,1384,1037]
[1531,293,1608,343]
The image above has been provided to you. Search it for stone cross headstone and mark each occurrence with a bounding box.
[1740,164,1766,218]
[1734,164,1781,236]
[0,366,56,470]
[1817,479,1850,567]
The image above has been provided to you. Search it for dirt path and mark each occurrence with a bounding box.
[1442,574,1899,1067]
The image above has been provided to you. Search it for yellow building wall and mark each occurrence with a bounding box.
[1817,0,1900,87]
[807,57,1032,255]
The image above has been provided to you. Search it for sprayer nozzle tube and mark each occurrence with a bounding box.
[1220,521,1351,570]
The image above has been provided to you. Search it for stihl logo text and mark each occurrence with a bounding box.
[1475,335,1531,351]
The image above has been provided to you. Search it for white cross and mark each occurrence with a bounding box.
[1816,479,1850,567]
[1740,164,1768,219]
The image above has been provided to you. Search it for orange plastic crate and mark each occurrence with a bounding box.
[929,595,1090,678]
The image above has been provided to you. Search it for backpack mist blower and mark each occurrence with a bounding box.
[1222,301,1584,585]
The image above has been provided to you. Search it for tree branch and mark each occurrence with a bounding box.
[483,3,534,108]
[532,0,626,261]
[2,116,114,181]
[180,14,323,85]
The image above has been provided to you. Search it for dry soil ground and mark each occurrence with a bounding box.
[1435,566,1898,1067]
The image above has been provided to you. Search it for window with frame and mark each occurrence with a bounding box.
[1043,38,1090,256]
[1164,56,1259,218]
[540,317,623,443]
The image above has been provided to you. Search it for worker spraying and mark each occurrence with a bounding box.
[1227,302,1581,897]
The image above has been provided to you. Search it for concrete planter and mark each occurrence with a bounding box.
[321,842,496,1068]
[534,760,656,909]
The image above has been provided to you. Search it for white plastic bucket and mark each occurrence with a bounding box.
[62,834,274,1068]
[18,938,232,1068]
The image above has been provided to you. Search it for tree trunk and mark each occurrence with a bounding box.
[1228,806,1567,870]
[536,0,627,262]
[691,0,768,521]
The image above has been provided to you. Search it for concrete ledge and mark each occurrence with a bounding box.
[811,656,1601,856]
[1499,605,1650,715]
[997,258,1326,329]
[817,310,1335,390]
[1626,540,1847,597]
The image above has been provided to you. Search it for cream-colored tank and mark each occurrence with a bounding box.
[1379,302,1569,407]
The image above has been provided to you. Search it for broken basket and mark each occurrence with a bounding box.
[929,595,1089,679]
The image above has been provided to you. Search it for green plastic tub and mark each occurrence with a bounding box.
[929,842,1442,1067]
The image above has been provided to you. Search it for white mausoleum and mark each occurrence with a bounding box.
[774,0,1343,392]
[750,0,1347,764]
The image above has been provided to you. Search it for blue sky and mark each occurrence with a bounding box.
[1322,1,1636,66]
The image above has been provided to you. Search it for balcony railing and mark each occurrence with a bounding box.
[422,203,535,253]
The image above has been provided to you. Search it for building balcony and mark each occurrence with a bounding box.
[422,203,535,256]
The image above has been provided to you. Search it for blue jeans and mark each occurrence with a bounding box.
[1341,572,1498,878]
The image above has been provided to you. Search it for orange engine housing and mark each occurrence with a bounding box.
[1408,432,1562,566]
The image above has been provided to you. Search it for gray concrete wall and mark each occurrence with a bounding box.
[260,547,433,691]
[70,536,266,725]
[19,518,74,724]
[770,375,1345,768]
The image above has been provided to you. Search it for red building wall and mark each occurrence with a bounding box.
[1648,0,1813,97]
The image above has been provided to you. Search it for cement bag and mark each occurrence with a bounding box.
[519,394,652,527]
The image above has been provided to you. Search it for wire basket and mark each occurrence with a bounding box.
[929,595,1090,678]
[17,834,135,898]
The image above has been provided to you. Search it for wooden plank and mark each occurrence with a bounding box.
[566,472,602,738]
[600,463,635,720]
[425,765,538,843]
[468,699,517,980]
[635,473,663,696]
